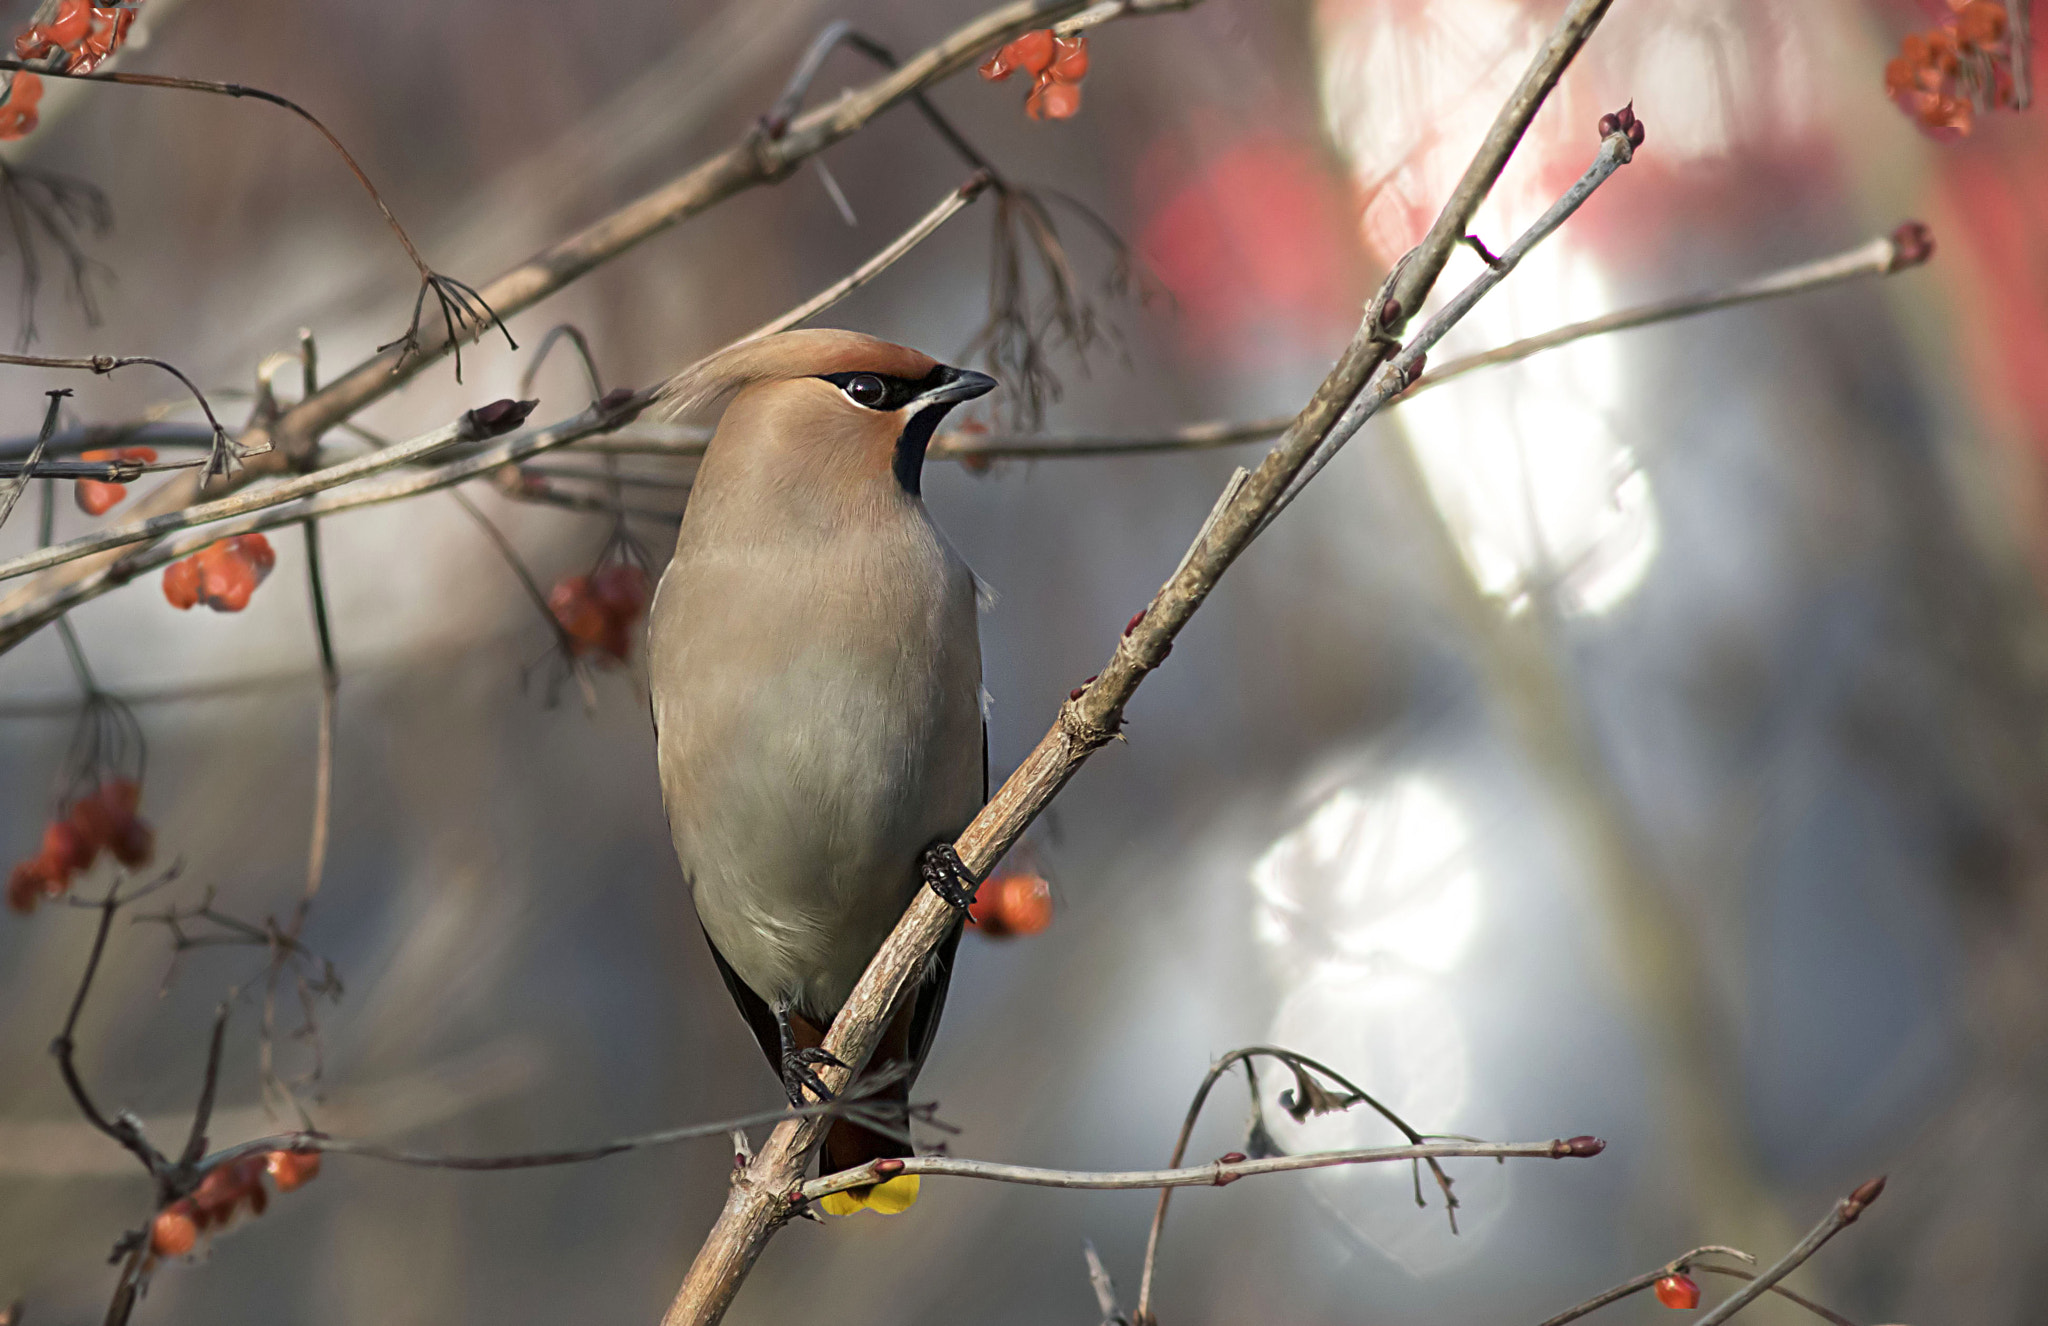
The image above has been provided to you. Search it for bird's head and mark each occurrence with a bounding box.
[660,329,996,510]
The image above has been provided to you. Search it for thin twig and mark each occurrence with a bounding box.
[2011,0,2033,110]
[1134,1047,1462,1323]
[51,876,183,1184]
[0,0,1194,646]
[1256,125,1641,536]
[0,59,513,382]
[0,389,65,533]
[717,171,992,356]
[1692,1179,1886,1326]
[1534,1246,1758,1326]
[0,352,245,476]
[0,172,988,647]
[0,409,488,584]
[803,1138,1600,1202]
[191,1078,926,1177]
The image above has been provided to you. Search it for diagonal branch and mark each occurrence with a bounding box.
[658,5,1618,1324]
[1692,1179,1886,1326]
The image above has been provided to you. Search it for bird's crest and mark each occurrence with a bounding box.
[657,328,939,420]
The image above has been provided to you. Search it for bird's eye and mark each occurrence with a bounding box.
[844,374,887,408]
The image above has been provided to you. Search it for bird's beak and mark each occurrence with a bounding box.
[912,366,998,409]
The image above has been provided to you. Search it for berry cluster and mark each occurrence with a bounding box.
[549,563,650,664]
[3,0,143,140]
[7,778,153,913]
[979,29,1090,120]
[162,534,276,613]
[74,445,157,516]
[967,871,1053,937]
[149,1149,321,1258]
[1885,2,2017,135]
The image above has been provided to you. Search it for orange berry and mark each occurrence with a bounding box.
[549,575,608,655]
[267,1148,322,1191]
[8,857,57,913]
[41,819,94,875]
[970,872,1054,936]
[1957,1,2007,46]
[150,1201,198,1258]
[75,480,127,516]
[590,563,650,621]
[163,556,202,610]
[979,50,1016,81]
[107,815,154,869]
[1653,1274,1701,1310]
[1005,29,1056,76]
[1026,79,1082,120]
[1050,34,1089,83]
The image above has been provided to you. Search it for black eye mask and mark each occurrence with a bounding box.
[814,367,988,496]
[816,368,953,412]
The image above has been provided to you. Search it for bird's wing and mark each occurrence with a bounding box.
[703,925,784,1079]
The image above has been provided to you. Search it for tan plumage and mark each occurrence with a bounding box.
[648,329,994,1212]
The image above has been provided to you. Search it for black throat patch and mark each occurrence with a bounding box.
[817,367,968,497]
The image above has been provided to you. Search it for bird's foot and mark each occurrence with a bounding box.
[781,1046,845,1106]
[920,842,979,910]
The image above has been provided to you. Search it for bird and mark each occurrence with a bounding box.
[647,328,995,1216]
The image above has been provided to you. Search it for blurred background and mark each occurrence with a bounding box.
[1,0,2045,1322]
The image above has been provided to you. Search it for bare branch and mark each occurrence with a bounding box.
[0,401,527,584]
[1692,1178,1886,1326]
[1134,1047,1463,1324]
[659,7,1616,1323]
[0,173,987,645]
[1534,1246,1758,1326]
[0,58,512,381]
[801,1138,1601,1202]
[0,389,65,533]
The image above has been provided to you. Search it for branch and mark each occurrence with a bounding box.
[0,59,512,381]
[0,0,1193,639]
[1134,1047,1465,1324]
[800,1137,1603,1202]
[0,399,531,584]
[0,389,65,533]
[0,351,243,475]
[1534,1246,1758,1326]
[0,172,986,646]
[566,221,1931,470]
[2012,0,2033,110]
[1692,1178,1886,1326]
[659,6,1617,1323]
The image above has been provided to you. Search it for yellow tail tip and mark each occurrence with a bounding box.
[818,1174,920,1217]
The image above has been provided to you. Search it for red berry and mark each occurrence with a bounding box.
[75,480,126,516]
[267,1147,321,1191]
[1653,1274,1701,1310]
[1006,29,1056,76]
[1026,78,1082,121]
[590,563,650,619]
[1050,34,1089,83]
[969,872,1053,937]
[41,819,95,875]
[163,556,202,610]
[151,1201,198,1257]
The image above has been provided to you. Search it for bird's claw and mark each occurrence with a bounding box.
[781,1046,844,1106]
[921,842,978,910]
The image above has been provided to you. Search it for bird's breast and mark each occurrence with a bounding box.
[649,511,982,1018]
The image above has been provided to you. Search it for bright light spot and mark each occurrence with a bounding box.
[1251,776,1480,977]
[1396,244,1661,617]
[1250,773,1506,1268]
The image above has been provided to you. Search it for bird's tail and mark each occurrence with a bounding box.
[817,1077,920,1216]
